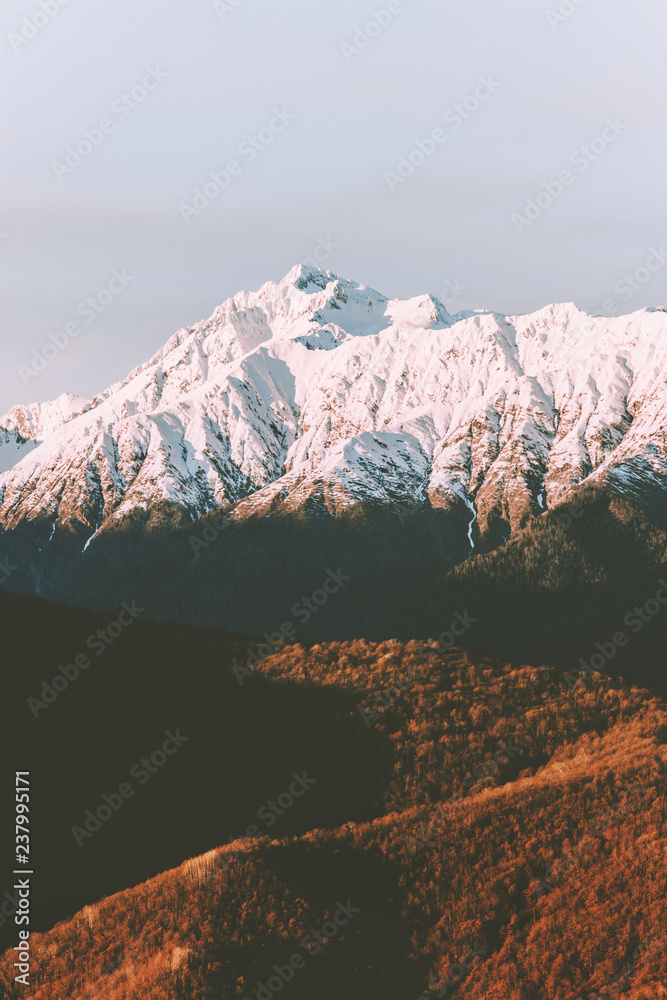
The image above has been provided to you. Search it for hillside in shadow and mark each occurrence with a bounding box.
[3,635,667,998]
[2,487,667,694]
[0,589,391,952]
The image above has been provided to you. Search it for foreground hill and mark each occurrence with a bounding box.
[3,635,667,999]
[0,587,389,954]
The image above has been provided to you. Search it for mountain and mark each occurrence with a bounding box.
[2,265,667,553]
[3,601,667,999]
[0,393,91,474]
[3,267,667,999]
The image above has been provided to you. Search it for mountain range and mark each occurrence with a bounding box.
[3,266,667,998]
[3,264,667,551]
[2,266,667,680]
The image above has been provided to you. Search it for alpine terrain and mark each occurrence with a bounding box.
[1,265,667,663]
[2,264,667,544]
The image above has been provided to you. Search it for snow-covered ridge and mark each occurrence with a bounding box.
[1,264,666,542]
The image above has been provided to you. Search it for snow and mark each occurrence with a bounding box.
[0,393,91,442]
[82,530,99,553]
[463,496,477,551]
[0,435,40,474]
[1,266,667,539]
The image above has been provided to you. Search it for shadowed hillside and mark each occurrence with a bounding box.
[2,630,667,998]
[0,590,390,952]
[2,488,667,702]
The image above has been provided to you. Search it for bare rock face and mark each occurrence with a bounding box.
[1,266,667,552]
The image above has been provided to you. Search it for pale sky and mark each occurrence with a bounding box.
[2,0,667,412]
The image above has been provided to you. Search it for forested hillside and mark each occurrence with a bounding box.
[3,637,666,999]
[4,487,666,694]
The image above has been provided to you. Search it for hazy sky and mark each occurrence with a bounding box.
[2,0,667,413]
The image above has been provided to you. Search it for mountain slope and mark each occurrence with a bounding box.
[0,585,387,954]
[3,633,667,999]
[2,267,667,554]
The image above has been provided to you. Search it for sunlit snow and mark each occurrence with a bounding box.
[0,266,665,546]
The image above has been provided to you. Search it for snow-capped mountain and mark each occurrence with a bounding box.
[2,264,667,548]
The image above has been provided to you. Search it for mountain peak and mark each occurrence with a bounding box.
[1,269,667,546]
[282,262,337,291]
